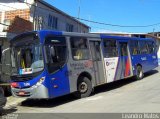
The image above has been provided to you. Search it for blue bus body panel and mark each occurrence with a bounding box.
[38,30,63,44]
[131,53,158,74]
[100,34,158,75]
[47,64,70,98]
[11,66,70,98]
[37,30,70,98]
[101,34,131,40]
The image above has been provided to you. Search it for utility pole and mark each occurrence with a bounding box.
[153,28,155,36]
[78,0,81,19]
[33,0,37,30]
[77,0,81,32]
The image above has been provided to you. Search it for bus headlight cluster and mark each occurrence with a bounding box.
[36,77,45,86]
[32,77,45,88]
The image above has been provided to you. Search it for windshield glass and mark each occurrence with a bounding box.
[11,35,44,75]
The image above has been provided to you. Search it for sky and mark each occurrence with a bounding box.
[44,0,160,33]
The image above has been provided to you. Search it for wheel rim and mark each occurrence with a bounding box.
[139,70,143,78]
[79,82,88,93]
[138,67,143,78]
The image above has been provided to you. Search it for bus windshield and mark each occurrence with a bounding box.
[11,35,44,75]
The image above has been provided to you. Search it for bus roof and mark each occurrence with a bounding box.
[100,34,154,41]
[11,30,155,44]
[37,30,154,40]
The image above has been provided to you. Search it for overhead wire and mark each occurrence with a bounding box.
[19,0,160,28]
[0,1,159,30]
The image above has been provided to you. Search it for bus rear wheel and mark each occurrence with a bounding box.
[135,65,144,80]
[74,77,92,98]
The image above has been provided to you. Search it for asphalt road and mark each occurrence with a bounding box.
[2,67,160,117]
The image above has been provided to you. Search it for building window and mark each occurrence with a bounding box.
[66,23,73,32]
[48,14,58,29]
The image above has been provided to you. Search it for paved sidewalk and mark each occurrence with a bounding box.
[4,96,26,109]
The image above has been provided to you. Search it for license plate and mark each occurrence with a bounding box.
[18,91,25,95]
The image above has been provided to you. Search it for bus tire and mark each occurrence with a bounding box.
[135,65,144,80]
[74,77,92,98]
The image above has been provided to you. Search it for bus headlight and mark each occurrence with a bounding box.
[32,77,45,88]
[36,77,45,86]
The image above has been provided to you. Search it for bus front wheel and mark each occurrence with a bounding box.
[74,77,92,98]
[135,65,144,80]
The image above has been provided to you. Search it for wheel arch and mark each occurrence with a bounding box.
[74,71,94,98]
[77,71,94,88]
[136,63,142,68]
[136,63,143,71]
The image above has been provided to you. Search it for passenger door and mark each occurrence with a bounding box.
[45,36,70,98]
[119,42,132,79]
[89,40,105,85]
[103,39,119,83]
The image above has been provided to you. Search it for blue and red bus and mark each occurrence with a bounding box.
[10,30,158,99]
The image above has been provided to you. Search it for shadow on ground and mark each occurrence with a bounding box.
[20,69,158,108]
[0,107,17,116]
[94,69,158,94]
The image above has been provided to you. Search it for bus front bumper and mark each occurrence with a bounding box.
[11,84,49,99]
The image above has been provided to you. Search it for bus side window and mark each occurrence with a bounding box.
[147,41,155,54]
[103,39,118,58]
[139,41,149,54]
[90,41,101,61]
[130,40,139,55]
[70,37,90,60]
